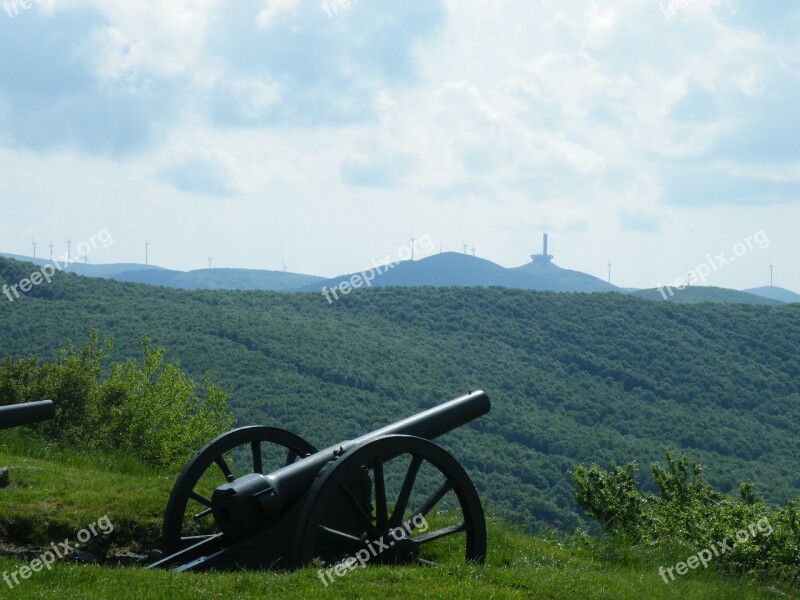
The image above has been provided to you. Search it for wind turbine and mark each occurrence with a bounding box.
[462,240,468,254]
[208,257,212,269]
[67,239,72,263]
[409,231,416,261]
[145,241,149,266]
[32,240,37,259]
[471,245,477,257]
[48,243,54,260]
[770,264,774,287]
[282,260,288,273]
[608,262,612,284]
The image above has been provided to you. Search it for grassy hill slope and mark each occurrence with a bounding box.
[1,257,800,533]
[0,439,793,599]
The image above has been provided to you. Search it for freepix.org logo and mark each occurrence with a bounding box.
[322,234,435,304]
[2,229,113,303]
[3,515,114,589]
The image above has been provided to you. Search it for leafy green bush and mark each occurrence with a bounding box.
[0,329,235,469]
[573,451,800,580]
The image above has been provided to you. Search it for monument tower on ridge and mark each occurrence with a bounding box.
[531,233,554,266]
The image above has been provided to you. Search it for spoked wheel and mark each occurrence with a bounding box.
[162,426,317,554]
[294,434,486,568]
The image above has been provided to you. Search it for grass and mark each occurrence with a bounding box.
[0,432,797,599]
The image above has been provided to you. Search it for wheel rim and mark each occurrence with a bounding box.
[294,434,486,568]
[162,426,317,553]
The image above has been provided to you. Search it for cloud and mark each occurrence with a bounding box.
[0,0,445,153]
[256,0,301,28]
[618,208,664,233]
[660,161,800,206]
[340,149,414,188]
[157,156,237,197]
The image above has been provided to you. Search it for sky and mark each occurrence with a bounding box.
[0,0,798,291]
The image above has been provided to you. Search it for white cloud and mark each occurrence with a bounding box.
[256,0,301,28]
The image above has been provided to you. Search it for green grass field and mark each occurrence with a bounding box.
[0,432,795,599]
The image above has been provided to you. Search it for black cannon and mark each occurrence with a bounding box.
[0,400,55,430]
[152,390,490,572]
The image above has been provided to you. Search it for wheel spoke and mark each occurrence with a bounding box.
[215,455,235,483]
[192,507,213,521]
[189,491,212,508]
[373,461,388,531]
[413,522,468,544]
[180,534,218,543]
[390,455,423,528]
[319,525,367,551]
[251,441,263,474]
[341,488,379,538]
[415,480,454,520]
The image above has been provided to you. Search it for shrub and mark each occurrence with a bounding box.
[0,329,235,469]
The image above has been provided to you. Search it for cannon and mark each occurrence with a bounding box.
[151,390,490,572]
[0,400,55,430]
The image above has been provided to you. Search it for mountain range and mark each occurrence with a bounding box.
[1,251,796,303]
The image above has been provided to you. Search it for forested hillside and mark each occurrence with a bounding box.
[2,256,800,532]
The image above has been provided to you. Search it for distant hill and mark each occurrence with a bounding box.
[304,252,618,294]
[513,258,617,292]
[0,253,323,291]
[4,251,795,302]
[112,267,324,291]
[630,286,781,305]
[745,286,800,304]
[0,253,164,278]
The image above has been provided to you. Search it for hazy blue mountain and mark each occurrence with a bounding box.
[306,252,619,294]
[112,267,324,291]
[630,286,782,305]
[4,251,793,301]
[0,253,164,278]
[744,286,800,303]
[513,259,617,292]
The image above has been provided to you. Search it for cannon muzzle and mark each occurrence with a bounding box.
[0,400,55,430]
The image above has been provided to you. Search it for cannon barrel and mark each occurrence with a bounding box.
[212,390,490,539]
[0,400,55,430]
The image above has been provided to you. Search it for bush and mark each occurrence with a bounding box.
[0,329,235,469]
[573,451,800,580]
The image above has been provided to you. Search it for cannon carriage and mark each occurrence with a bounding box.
[152,390,491,572]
